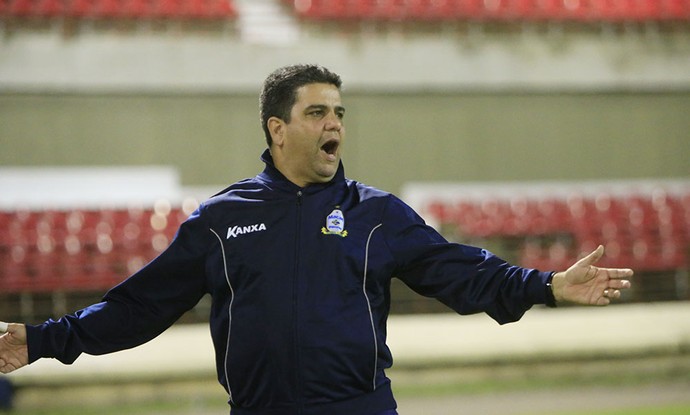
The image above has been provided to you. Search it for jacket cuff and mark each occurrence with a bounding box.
[544,271,557,308]
[25,323,45,364]
[527,270,557,308]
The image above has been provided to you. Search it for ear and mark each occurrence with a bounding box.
[268,117,286,147]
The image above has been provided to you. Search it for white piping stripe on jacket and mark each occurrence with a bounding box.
[362,223,383,391]
[210,228,235,405]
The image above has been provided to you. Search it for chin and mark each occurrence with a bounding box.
[315,171,337,183]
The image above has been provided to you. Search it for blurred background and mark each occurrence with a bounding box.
[1,0,690,413]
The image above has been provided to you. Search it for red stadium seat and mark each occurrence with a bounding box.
[120,0,153,18]
[184,0,213,18]
[93,0,121,18]
[424,200,454,224]
[290,0,310,17]
[35,0,64,17]
[455,0,484,19]
[346,0,376,20]
[298,0,347,20]
[594,0,649,21]
[461,198,511,238]
[534,198,570,234]
[496,197,530,236]
[631,0,662,21]
[283,0,690,22]
[518,239,547,269]
[661,0,690,20]
[186,0,235,19]
[183,0,206,18]
[8,0,34,16]
[0,243,31,293]
[152,0,182,18]
[66,0,95,17]
[480,0,514,21]
[213,0,236,17]
[547,238,575,270]
[518,238,575,271]
[35,260,64,292]
[664,195,690,243]
[370,0,409,21]
[0,204,190,295]
[624,196,656,236]
[564,0,599,21]
[625,233,687,272]
[409,0,457,20]
[508,0,541,21]
[0,212,17,248]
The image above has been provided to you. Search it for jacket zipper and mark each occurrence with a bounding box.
[293,190,304,413]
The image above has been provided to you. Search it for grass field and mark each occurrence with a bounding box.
[556,406,690,415]
[13,378,690,415]
[12,352,690,415]
[14,394,690,415]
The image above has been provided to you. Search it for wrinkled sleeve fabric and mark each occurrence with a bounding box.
[25,208,211,365]
[382,196,554,324]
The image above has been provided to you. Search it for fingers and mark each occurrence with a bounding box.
[593,289,616,306]
[0,323,29,374]
[598,279,631,306]
[607,278,631,290]
[597,266,634,279]
[603,288,621,300]
[561,244,634,306]
[575,245,605,267]
[576,245,634,284]
[599,268,633,297]
[0,358,21,374]
[576,247,635,278]
[596,296,611,306]
[0,347,28,373]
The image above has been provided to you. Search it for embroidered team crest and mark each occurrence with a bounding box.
[321,208,348,237]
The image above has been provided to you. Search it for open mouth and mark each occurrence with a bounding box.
[321,139,339,159]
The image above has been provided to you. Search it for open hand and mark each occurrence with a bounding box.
[551,245,633,306]
[0,323,29,374]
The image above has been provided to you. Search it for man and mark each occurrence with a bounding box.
[0,64,632,415]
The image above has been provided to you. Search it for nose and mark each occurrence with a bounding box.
[324,112,343,131]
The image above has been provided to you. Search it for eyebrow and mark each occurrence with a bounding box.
[304,104,346,114]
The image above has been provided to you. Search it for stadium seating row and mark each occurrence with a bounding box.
[1,0,237,19]
[286,0,690,22]
[0,200,195,293]
[4,0,689,22]
[423,190,690,272]
[2,190,689,294]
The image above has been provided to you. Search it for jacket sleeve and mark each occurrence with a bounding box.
[25,207,211,365]
[381,195,554,325]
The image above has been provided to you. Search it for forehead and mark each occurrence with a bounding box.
[293,83,342,107]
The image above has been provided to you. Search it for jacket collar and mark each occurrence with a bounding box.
[257,149,346,194]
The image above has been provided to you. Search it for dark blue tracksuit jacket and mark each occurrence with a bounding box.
[26,150,555,415]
